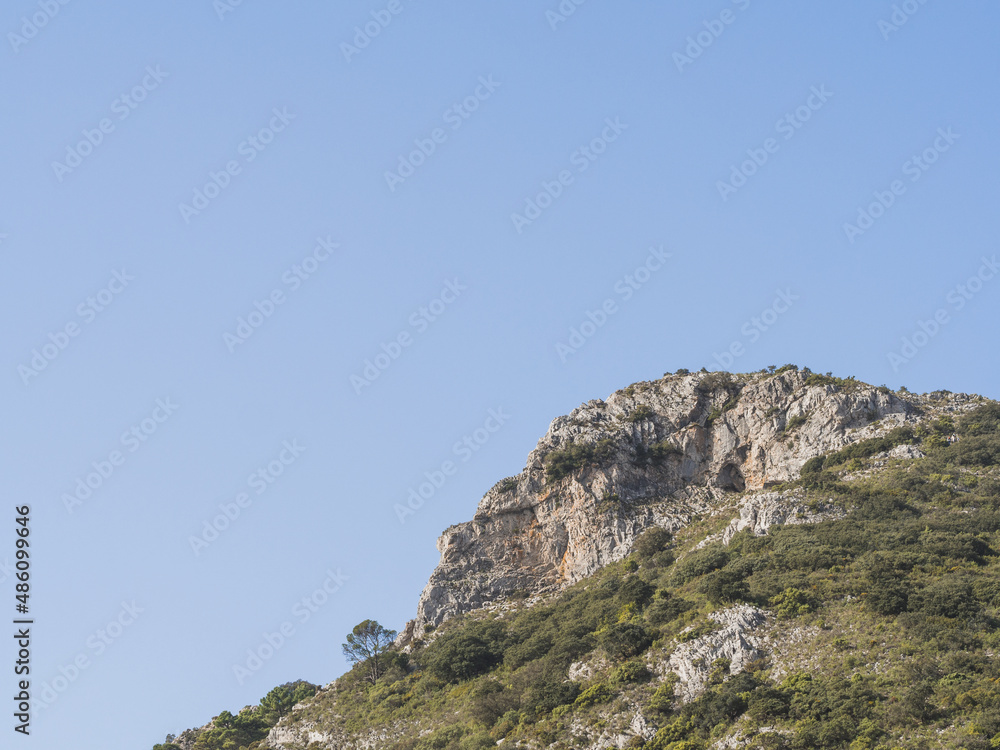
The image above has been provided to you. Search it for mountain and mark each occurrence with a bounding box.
[402,367,918,642]
[152,366,1000,750]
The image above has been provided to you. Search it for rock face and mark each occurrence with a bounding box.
[658,605,769,703]
[266,722,400,750]
[263,689,408,750]
[719,490,844,546]
[884,444,926,460]
[173,724,211,750]
[402,369,918,642]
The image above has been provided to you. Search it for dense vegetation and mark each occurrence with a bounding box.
[152,681,317,750]
[159,401,1000,750]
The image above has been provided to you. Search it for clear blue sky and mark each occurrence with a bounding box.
[1,1,997,747]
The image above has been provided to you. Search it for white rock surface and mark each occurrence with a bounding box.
[886,444,926,459]
[266,719,406,750]
[568,653,609,682]
[659,605,769,703]
[721,491,844,545]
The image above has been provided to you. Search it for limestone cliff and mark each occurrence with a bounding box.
[401,368,928,643]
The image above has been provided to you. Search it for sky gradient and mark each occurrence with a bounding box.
[1,1,998,748]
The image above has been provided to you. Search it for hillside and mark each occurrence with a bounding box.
[151,366,1000,750]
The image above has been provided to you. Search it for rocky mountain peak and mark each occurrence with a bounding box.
[399,367,967,645]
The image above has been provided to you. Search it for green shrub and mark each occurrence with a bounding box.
[634,527,673,559]
[814,427,917,471]
[746,685,790,721]
[544,439,615,482]
[950,434,1000,467]
[488,710,521,741]
[783,414,808,433]
[612,660,651,684]
[804,373,860,390]
[831,637,853,652]
[421,620,507,682]
[573,682,614,708]
[190,709,270,750]
[457,730,497,750]
[698,372,736,392]
[646,592,694,625]
[468,679,516,727]
[402,725,490,750]
[518,668,580,715]
[923,434,948,450]
[800,456,825,475]
[598,491,622,512]
[599,622,653,660]
[708,657,731,685]
[493,477,518,494]
[910,576,979,619]
[634,439,683,467]
[617,576,655,607]
[769,587,814,618]
[698,567,751,605]
[959,404,1000,436]
[672,547,729,584]
[644,683,675,717]
[866,579,909,616]
[626,405,654,423]
[645,716,696,749]
[676,619,720,643]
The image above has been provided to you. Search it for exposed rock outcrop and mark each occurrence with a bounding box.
[656,605,769,703]
[402,369,917,642]
[719,490,844,546]
[263,691,408,750]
